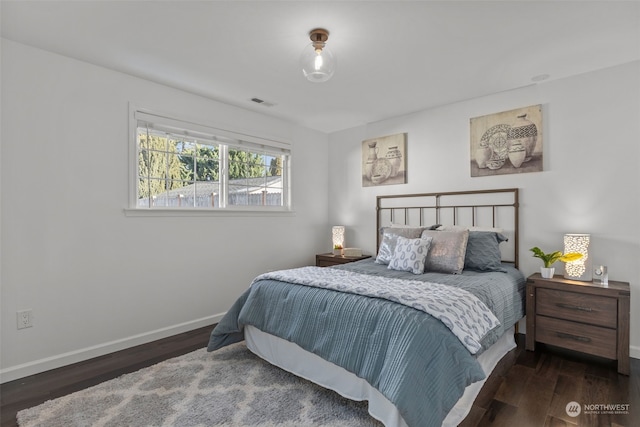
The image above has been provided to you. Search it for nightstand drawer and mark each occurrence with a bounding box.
[317,258,347,267]
[536,288,617,328]
[536,316,617,359]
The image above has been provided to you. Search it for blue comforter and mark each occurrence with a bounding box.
[208,260,525,427]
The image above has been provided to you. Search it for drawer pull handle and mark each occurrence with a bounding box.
[556,303,592,312]
[556,332,591,343]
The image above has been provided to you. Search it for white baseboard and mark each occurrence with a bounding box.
[0,313,224,384]
[3,315,634,384]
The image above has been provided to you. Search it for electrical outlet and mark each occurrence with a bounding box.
[17,310,33,329]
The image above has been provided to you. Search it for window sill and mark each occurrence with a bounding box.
[123,208,296,217]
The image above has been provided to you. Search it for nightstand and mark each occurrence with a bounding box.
[526,273,630,375]
[315,253,371,267]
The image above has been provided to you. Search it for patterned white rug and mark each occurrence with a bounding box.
[17,342,383,427]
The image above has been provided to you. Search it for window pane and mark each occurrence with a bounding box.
[134,114,290,211]
[137,130,185,202]
[179,142,219,182]
[138,149,167,179]
[229,160,248,179]
[138,177,166,202]
[150,180,195,207]
[226,148,286,207]
[229,148,266,179]
[265,154,284,177]
[194,181,219,208]
[228,184,248,205]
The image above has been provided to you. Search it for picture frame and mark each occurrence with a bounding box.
[362,133,407,187]
[470,105,543,177]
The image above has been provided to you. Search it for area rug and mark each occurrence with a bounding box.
[17,342,383,427]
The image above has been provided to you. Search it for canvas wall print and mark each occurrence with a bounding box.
[362,133,407,187]
[470,105,542,177]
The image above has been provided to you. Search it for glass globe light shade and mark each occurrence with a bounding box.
[300,43,336,83]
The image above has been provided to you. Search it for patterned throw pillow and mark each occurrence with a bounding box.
[388,236,433,274]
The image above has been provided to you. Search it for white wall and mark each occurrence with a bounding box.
[328,61,640,358]
[0,39,330,382]
[2,39,637,383]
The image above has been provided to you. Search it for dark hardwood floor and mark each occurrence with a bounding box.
[460,336,639,427]
[1,330,637,427]
[0,325,214,427]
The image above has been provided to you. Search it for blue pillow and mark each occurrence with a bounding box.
[464,231,508,272]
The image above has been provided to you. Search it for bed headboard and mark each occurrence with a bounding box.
[376,188,519,268]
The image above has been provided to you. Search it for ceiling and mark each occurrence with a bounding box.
[2,1,639,133]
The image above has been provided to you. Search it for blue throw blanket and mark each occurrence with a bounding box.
[208,261,525,427]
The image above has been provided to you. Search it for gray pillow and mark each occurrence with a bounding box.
[464,231,508,272]
[375,225,440,265]
[420,230,469,274]
[375,227,424,265]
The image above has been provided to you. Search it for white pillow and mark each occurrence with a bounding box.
[388,236,433,275]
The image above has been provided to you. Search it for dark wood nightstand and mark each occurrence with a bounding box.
[315,253,371,267]
[526,273,630,375]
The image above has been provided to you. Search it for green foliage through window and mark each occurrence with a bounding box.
[136,127,288,209]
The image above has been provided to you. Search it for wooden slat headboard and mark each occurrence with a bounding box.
[376,188,519,268]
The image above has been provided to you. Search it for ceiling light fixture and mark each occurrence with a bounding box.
[300,28,336,83]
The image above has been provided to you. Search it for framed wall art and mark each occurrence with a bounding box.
[362,133,407,187]
[470,105,542,177]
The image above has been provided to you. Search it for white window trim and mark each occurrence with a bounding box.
[126,104,293,215]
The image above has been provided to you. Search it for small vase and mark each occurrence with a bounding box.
[385,146,403,177]
[507,114,538,162]
[507,141,526,168]
[475,146,492,169]
[333,248,343,256]
[364,141,378,180]
[540,267,555,279]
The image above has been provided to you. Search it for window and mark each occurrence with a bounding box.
[131,109,291,211]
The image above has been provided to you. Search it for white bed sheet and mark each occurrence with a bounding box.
[245,325,516,427]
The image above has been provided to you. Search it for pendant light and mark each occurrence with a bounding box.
[300,28,336,83]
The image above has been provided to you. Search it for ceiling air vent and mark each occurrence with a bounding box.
[250,97,276,107]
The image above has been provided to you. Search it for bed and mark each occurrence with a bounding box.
[208,188,525,427]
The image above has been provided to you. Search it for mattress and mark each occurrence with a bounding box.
[245,324,517,427]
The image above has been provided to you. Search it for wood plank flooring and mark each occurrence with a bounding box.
[1,330,637,427]
[460,336,639,427]
[0,325,214,427]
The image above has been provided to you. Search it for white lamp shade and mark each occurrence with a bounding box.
[300,43,336,83]
[332,226,345,248]
[564,233,591,281]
